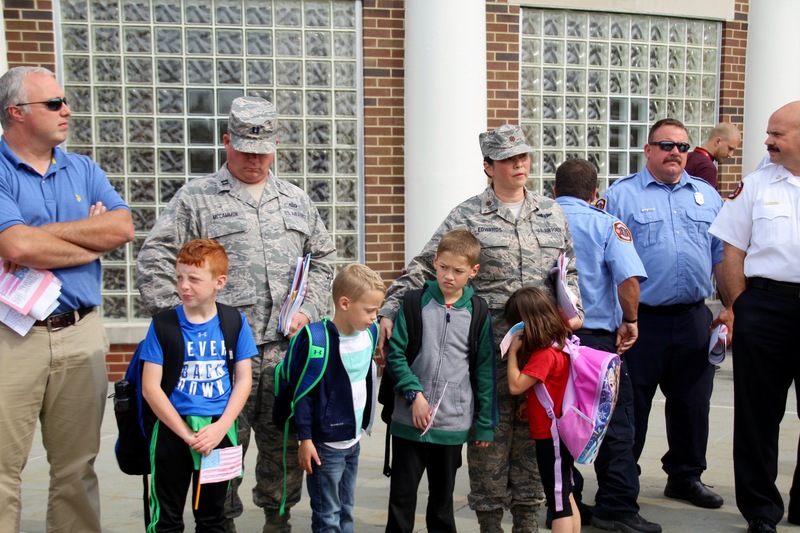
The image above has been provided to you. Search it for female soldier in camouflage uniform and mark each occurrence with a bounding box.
[378,125,582,532]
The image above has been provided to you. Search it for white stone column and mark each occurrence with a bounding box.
[404,0,488,262]
[743,0,800,174]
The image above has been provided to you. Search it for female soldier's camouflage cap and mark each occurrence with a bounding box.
[479,124,534,161]
[228,96,277,154]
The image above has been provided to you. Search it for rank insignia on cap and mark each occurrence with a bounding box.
[728,181,744,200]
[613,221,632,242]
[594,197,607,210]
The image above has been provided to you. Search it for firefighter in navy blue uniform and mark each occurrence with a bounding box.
[598,118,726,511]
[709,100,800,533]
[554,158,659,533]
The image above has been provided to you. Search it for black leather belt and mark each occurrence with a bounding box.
[749,277,800,297]
[575,328,614,336]
[639,300,703,316]
[33,306,95,330]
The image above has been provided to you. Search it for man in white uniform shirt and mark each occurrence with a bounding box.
[709,100,800,533]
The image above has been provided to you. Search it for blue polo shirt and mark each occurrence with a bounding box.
[0,137,129,313]
[556,196,646,331]
[599,168,723,307]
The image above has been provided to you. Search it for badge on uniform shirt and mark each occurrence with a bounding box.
[694,192,705,205]
[613,222,632,242]
[728,181,744,200]
[594,197,607,210]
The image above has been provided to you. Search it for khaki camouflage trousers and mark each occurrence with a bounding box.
[468,360,545,512]
[225,341,304,518]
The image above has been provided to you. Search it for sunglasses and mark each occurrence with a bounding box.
[649,140,691,153]
[10,97,69,112]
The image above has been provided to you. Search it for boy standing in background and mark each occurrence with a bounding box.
[289,264,386,533]
[385,229,497,533]
[141,239,258,532]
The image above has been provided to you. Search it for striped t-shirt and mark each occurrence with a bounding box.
[325,328,373,449]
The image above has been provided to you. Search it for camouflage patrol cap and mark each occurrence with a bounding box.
[228,96,277,154]
[479,124,533,161]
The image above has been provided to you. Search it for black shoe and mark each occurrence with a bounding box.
[545,501,593,528]
[746,519,777,533]
[789,504,800,525]
[591,512,662,533]
[664,479,724,509]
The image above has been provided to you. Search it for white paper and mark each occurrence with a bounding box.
[549,253,579,320]
[499,321,525,359]
[0,261,62,335]
[0,262,60,316]
[29,280,62,320]
[708,324,728,365]
[0,302,36,336]
[420,382,447,436]
[277,254,311,336]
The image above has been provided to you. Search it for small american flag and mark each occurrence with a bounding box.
[199,445,243,484]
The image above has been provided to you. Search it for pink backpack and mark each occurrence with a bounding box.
[533,336,621,511]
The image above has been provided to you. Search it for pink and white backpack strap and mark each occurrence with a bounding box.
[534,383,566,512]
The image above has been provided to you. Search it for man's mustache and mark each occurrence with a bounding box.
[663,155,683,164]
[767,145,780,153]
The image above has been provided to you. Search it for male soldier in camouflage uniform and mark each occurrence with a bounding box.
[378,124,582,532]
[136,96,336,533]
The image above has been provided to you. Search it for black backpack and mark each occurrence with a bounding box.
[111,303,242,525]
[378,287,492,476]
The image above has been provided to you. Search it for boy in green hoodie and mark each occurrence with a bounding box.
[384,229,497,533]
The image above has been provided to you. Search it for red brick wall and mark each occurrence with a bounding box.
[2,0,56,70]
[106,344,137,382]
[486,0,520,128]
[717,0,749,196]
[362,0,407,285]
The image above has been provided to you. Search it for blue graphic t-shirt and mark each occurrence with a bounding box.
[139,305,258,416]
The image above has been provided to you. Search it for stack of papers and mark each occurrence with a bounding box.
[0,261,62,336]
[708,324,728,365]
[550,252,579,320]
[277,253,311,336]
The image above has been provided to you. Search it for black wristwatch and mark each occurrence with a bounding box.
[404,390,419,404]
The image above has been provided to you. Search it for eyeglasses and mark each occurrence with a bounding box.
[649,140,691,153]
[8,97,69,112]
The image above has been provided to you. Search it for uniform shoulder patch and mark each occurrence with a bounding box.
[594,197,607,210]
[728,181,744,200]
[613,221,632,242]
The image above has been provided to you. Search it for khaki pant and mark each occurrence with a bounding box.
[0,310,109,533]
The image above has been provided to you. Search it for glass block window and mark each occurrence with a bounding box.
[57,0,361,321]
[520,9,721,194]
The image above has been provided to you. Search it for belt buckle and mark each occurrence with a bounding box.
[46,311,75,332]
[47,318,66,332]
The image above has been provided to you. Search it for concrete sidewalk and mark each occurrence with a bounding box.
[19,355,800,532]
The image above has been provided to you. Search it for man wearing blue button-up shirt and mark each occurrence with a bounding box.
[598,118,727,512]
[555,158,657,533]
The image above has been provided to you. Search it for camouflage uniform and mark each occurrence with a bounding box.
[136,163,335,524]
[381,174,582,530]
